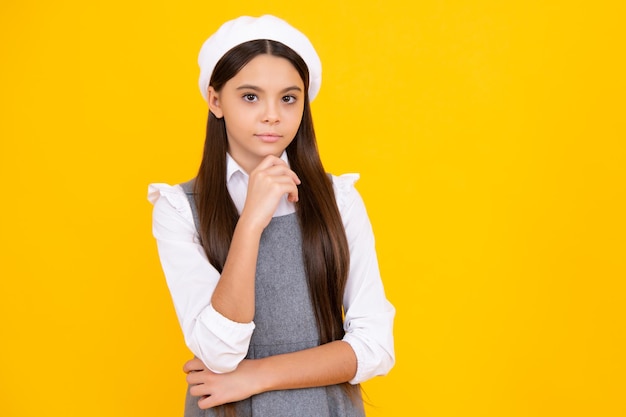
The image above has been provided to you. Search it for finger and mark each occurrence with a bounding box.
[271,165,300,184]
[257,165,301,185]
[189,382,211,397]
[276,178,300,202]
[250,172,300,202]
[255,155,287,171]
[267,180,299,203]
[183,358,204,374]
[253,157,301,185]
[186,371,202,385]
[271,181,299,203]
[198,394,223,410]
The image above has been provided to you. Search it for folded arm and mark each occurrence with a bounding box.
[184,340,357,409]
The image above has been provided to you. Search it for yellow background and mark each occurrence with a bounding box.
[1,1,625,416]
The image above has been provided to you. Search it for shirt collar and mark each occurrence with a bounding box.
[226,151,290,183]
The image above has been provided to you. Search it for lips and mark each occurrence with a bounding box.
[255,132,282,143]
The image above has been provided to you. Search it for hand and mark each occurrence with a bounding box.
[183,357,261,409]
[240,155,301,231]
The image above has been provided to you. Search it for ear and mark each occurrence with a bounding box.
[207,86,224,118]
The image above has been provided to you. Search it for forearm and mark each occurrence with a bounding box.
[254,340,357,392]
[212,156,301,324]
[184,341,358,408]
[210,217,263,323]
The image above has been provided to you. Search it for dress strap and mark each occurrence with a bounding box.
[180,179,200,233]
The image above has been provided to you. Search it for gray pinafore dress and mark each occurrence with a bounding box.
[181,180,365,417]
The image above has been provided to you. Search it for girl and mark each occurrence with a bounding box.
[148,15,395,417]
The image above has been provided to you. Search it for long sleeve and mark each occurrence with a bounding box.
[148,183,255,373]
[333,174,396,384]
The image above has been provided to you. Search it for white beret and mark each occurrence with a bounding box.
[198,15,322,102]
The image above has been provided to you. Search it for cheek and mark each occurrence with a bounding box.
[223,111,253,130]
[286,116,303,134]
[287,105,305,125]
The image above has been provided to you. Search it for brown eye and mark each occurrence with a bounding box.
[243,94,258,102]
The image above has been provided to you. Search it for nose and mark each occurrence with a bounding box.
[262,101,280,125]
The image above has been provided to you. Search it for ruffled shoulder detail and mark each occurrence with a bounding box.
[147,183,194,222]
[330,173,360,213]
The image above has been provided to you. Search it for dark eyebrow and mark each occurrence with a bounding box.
[236,84,303,94]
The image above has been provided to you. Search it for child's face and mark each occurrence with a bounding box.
[208,54,305,174]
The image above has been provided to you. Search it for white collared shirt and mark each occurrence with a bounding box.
[148,153,395,384]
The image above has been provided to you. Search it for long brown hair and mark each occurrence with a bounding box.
[193,39,356,414]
